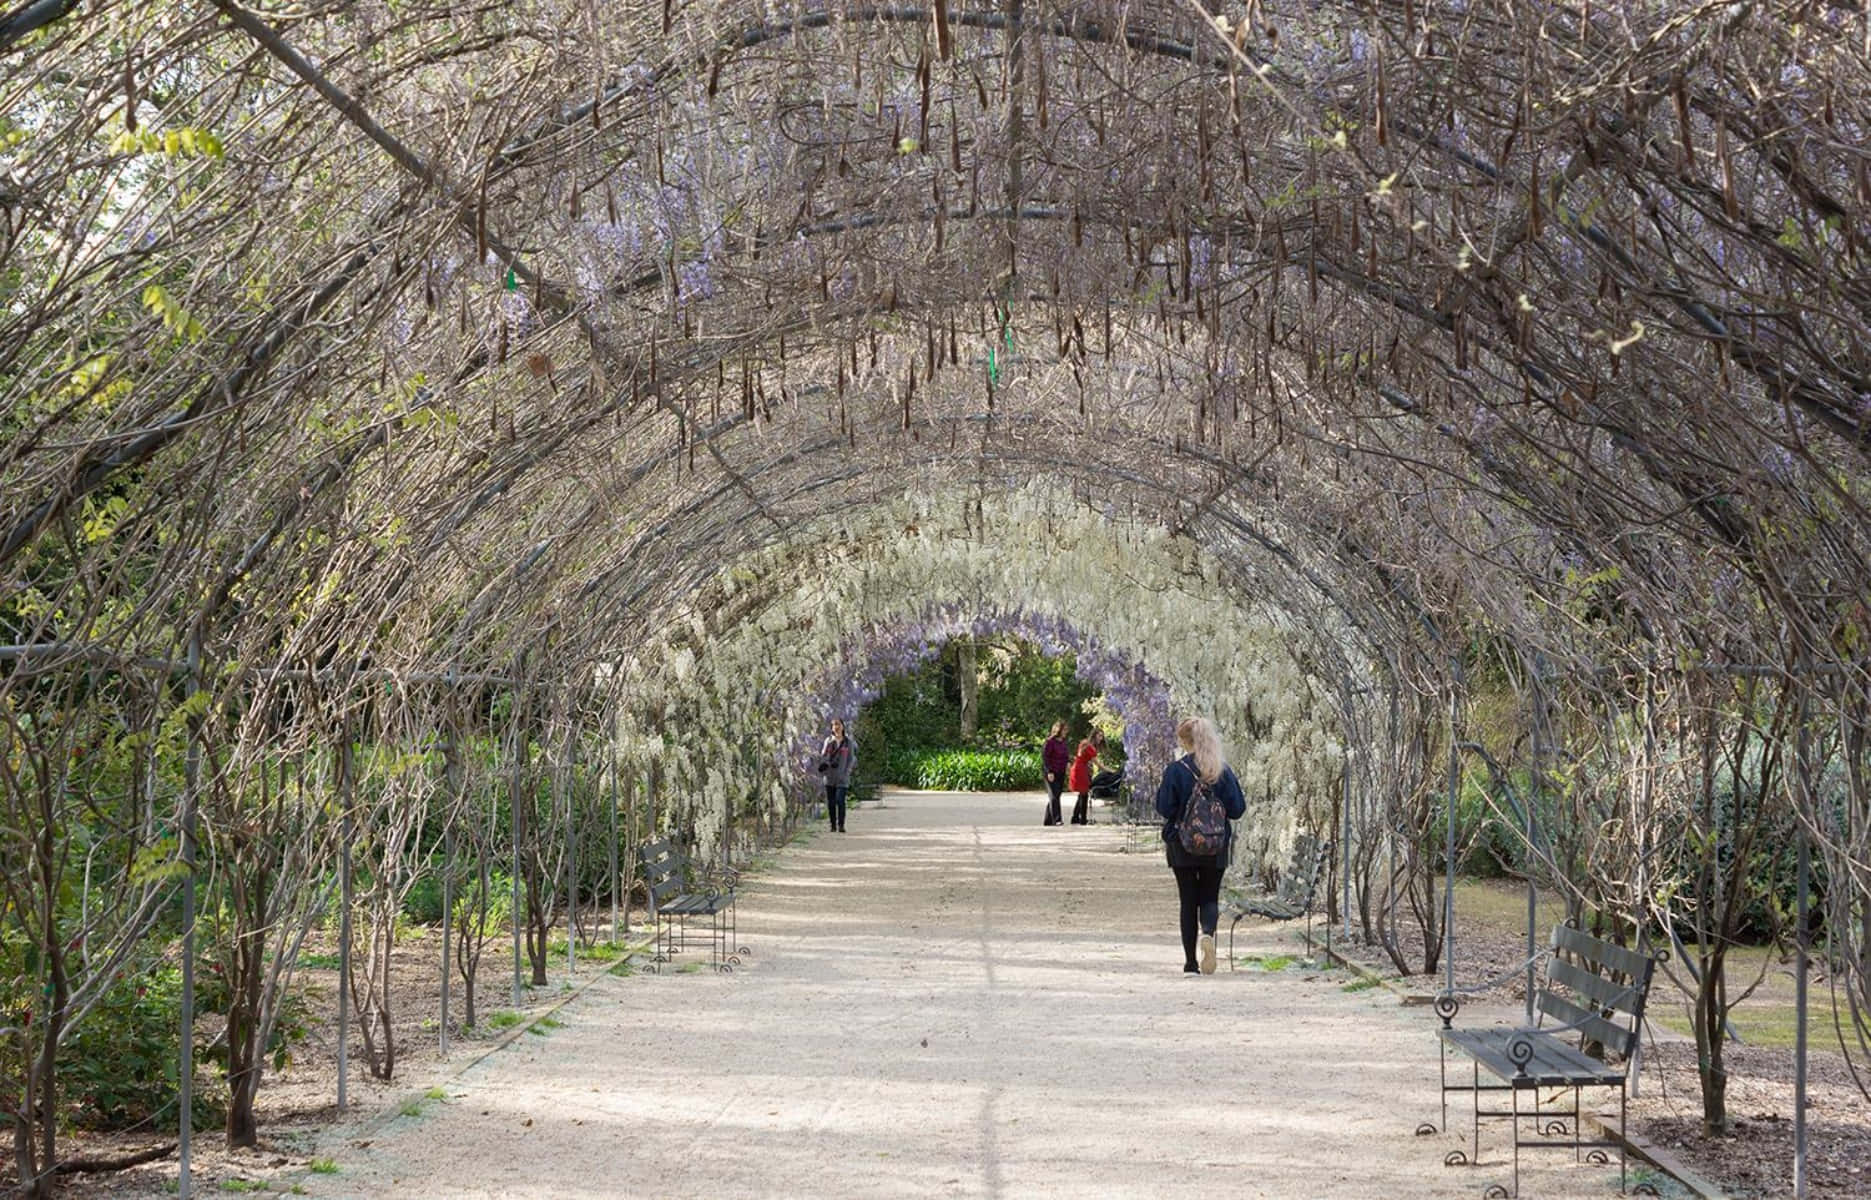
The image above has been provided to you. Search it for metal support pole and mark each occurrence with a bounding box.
[1341,767,1352,942]
[337,735,353,1113]
[1444,687,1459,997]
[440,731,460,1056]
[563,727,576,977]
[623,771,637,935]
[1631,662,1657,1098]
[608,748,619,945]
[1794,679,1812,1200]
[178,634,202,1199]
[1796,825,1811,1199]
[511,710,525,1008]
[1526,669,1545,1025]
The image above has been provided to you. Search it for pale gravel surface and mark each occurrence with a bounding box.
[298,792,1659,1199]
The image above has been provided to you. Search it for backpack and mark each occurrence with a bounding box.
[1177,768,1228,857]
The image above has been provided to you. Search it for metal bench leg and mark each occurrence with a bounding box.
[1439,1041,1448,1132]
[1472,1061,1482,1167]
[1619,1086,1629,1194]
[1511,1082,1521,1198]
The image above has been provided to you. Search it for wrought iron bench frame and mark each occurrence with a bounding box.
[1423,922,1663,1198]
[1224,832,1332,962]
[638,837,745,974]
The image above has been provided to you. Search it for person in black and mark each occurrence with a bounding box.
[818,718,856,832]
[1154,717,1247,974]
[1041,720,1069,826]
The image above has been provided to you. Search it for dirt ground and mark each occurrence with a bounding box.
[49,791,1871,1197]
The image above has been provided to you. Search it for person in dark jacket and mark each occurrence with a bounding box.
[1041,720,1069,826]
[1154,717,1247,974]
[818,719,856,832]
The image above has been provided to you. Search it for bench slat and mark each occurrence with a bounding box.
[1442,1029,1628,1086]
[1548,957,1642,1016]
[1535,991,1638,1058]
[1552,925,1652,981]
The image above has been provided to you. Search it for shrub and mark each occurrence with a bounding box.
[402,871,444,925]
[57,965,224,1130]
[889,748,1044,791]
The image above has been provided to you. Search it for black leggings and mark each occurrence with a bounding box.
[1172,858,1225,969]
[1043,776,1064,825]
[825,785,847,830]
[1071,790,1090,824]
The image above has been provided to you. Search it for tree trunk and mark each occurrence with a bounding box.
[225,858,270,1147]
[525,864,549,986]
[29,780,65,1198]
[957,641,978,740]
[226,1067,261,1148]
[12,1108,43,1198]
[1694,946,1730,1133]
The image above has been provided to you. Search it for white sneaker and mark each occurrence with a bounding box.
[1198,933,1216,975]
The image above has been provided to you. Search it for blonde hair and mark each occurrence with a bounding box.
[1176,717,1225,784]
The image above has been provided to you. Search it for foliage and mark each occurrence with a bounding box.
[56,965,224,1131]
[886,748,1045,791]
[855,638,1104,774]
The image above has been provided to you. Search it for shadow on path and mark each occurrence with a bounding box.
[302,791,1632,1199]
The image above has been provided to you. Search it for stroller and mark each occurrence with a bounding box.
[1088,767,1123,799]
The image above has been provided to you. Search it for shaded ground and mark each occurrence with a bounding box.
[275,793,1673,1199]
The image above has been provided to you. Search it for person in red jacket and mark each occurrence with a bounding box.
[1041,720,1069,826]
[1068,731,1101,825]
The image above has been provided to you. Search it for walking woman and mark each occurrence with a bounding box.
[1041,720,1069,826]
[1068,730,1101,825]
[1154,718,1246,973]
[818,718,856,832]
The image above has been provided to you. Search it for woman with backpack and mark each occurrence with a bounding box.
[1154,717,1247,974]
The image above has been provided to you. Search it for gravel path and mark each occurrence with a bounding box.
[299,792,1642,1198]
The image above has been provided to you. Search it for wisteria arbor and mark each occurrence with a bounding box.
[2,0,1868,1195]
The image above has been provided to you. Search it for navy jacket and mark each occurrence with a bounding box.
[1155,754,1248,860]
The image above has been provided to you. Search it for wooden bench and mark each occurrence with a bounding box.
[1425,923,1661,1197]
[639,838,744,974]
[1224,832,1331,962]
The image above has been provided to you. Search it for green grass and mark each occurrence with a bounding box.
[1451,879,1853,1052]
[484,1009,523,1030]
[1236,953,1297,971]
[608,959,636,977]
[1647,944,1855,1049]
[308,1158,339,1175]
[1340,976,1382,993]
[424,1086,448,1100]
[526,1016,563,1037]
[677,962,704,974]
[546,936,627,963]
[219,1181,263,1193]
[397,1097,425,1117]
[299,952,342,970]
